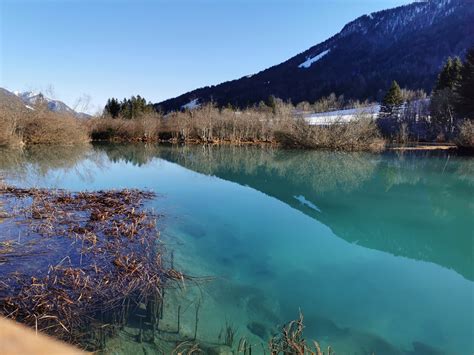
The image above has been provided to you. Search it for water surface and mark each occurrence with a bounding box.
[1,144,473,354]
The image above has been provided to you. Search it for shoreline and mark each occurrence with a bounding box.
[2,141,472,158]
[387,143,458,151]
[89,139,470,153]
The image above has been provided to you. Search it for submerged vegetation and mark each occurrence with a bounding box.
[0,181,339,353]
[0,179,334,353]
[269,312,333,355]
[0,185,188,350]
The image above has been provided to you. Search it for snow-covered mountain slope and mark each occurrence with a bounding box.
[0,88,32,113]
[13,91,75,114]
[6,90,91,118]
[156,0,473,112]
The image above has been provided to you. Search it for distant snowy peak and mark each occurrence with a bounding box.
[298,49,331,69]
[11,90,89,118]
[14,90,74,114]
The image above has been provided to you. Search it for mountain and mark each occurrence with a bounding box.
[156,0,474,112]
[0,88,32,114]
[0,89,91,119]
[13,91,76,114]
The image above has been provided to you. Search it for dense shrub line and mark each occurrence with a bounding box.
[1,98,471,152]
[88,101,385,151]
[0,102,88,146]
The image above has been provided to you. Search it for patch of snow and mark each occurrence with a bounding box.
[294,195,321,212]
[181,98,200,110]
[368,13,374,19]
[25,105,34,110]
[11,90,84,116]
[298,49,330,69]
[15,91,41,101]
[304,105,380,126]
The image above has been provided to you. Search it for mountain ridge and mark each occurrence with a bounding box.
[156,0,473,112]
[1,88,91,119]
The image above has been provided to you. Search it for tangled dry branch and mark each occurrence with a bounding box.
[0,185,188,350]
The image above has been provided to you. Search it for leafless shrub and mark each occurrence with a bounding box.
[0,110,22,147]
[311,93,374,113]
[2,92,387,151]
[276,115,384,151]
[0,100,88,146]
[88,112,163,141]
[0,97,25,147]
[312,93,344,113]
[396,123,410,145]
[456,120,474,149]
[19,105,89,145]
[160,104,383,151]
[163,101,295,144]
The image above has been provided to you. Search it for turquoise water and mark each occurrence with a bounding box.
[1,144,473,354]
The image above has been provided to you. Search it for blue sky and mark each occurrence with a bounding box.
[1,0,413,113]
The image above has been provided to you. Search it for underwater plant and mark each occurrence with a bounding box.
[269,311,332,355]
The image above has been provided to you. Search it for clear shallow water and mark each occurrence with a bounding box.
[1,144,473,354]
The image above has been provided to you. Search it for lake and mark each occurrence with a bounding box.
[1,143,473,354]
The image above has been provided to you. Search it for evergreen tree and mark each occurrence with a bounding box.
[381,80,403,116]
[450,57,463,87]
[430,57,463,138]
[103,95,153,119]
[104,98,121,118]
[266,95,277,113]
[377,81,404,137]
[436,57,453,91]
[435,57,463,91]
[456,47,474,119]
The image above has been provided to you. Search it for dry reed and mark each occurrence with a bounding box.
[0,185,188,350]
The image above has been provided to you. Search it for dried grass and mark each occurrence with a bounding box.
[0,185,188,350]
